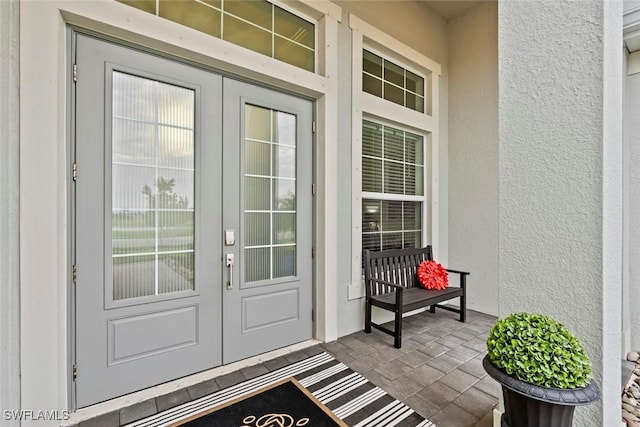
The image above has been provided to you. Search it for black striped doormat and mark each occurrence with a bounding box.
[126,352,437,427]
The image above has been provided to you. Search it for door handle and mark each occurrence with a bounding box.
[226,254,235,290]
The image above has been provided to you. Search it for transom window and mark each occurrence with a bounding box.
[361,119,425,254]
[362,49,425,113]
[119,0,316,72]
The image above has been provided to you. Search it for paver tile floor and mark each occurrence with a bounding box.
[80,309,499,427]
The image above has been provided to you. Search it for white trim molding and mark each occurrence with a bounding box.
[1,0,21,424]
[348,13,441,300]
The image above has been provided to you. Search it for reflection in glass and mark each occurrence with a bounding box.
[246,105,271,141]
[273,213,296,244]
[117,0,315,72]
[274,36,314,72]
[384,83,404,107]
[273,179,296,211]
[224,0,272,30]
[245,213,270,246]
[273,145,296,179]
[362,49,427,114]
[113,255,156,300]
[159,0,221,38]
[245,177,271,210]
[245,140,271,176]
[112,71,195,300]
[273,246,296,277]
[274,7,314,48]
[362,74,382,98]
[362,199,422,256]
[244,105,298,282]
[112,119,156,165]
[245,248,270,282]
[223,15,272,57]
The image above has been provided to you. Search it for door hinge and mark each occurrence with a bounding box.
[312,247,315,259]
[73,64,77,83]
[72,264,77,284]
[312,184,316,195]
[72,364,77,382]
[312,121,316,134]
[72,163,77,181]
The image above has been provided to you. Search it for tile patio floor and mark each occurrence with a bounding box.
[79,309,499,427]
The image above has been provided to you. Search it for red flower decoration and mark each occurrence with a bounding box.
[417,260,448,290]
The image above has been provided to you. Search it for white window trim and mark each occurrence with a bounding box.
[348,13,441,300]
[20,0,341,417]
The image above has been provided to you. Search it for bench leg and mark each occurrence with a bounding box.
[460,294,466,323]
[364,299,372,333]
[394,309,402,348]
[429,305,436,314]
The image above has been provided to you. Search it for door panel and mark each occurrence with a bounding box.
[74,34,313,407]
[222,79,313,363]
[74,34,222,407]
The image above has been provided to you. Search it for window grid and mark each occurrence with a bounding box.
[362,49,425,113]
[118,0,315,72]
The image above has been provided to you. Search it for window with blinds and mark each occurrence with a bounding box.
[361,119,424,254]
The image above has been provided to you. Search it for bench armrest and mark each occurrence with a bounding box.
[445,268,468,292]
[445,268,470,276]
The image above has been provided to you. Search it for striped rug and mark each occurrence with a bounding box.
[127,352,436,427]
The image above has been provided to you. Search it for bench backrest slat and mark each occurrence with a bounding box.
[364,246,434,296]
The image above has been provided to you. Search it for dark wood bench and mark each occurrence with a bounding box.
[363,246,469,348]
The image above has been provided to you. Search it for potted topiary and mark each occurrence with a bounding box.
[483,312,600,427]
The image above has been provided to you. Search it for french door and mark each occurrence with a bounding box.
[73,33,313,407]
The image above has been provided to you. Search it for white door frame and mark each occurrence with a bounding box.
[19,0,340,414]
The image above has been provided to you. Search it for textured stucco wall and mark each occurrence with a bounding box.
[627,68,640,351]
[448,2,498,316]
[499,1,622,425]
[0,0,21,423]
[332,1,450,336]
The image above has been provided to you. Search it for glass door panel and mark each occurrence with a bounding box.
[111,71,196,301]
[243,104,297,283]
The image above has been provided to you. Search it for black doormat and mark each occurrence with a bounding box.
[174,378,345,426]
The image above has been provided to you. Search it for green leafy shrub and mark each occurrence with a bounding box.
[486,312,592,389]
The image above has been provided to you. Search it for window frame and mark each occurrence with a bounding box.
[349,14,441,299]
[116,0,320,73]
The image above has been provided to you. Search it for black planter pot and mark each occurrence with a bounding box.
[482,355,600,427]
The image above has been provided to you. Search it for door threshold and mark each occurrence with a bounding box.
[65,339,321,426]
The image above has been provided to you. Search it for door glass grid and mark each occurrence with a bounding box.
[244,104,297,282]
[111,71,196,300]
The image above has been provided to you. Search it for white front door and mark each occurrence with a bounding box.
[73,33,313,407]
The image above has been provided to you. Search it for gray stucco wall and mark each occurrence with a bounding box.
[499,1,622,425]
[332,1,450,337]
[448,2,498,316]
[0,0,21,422]
[627,65,640,351]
